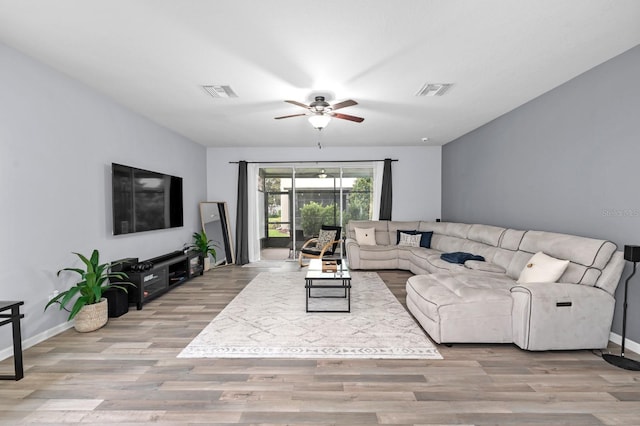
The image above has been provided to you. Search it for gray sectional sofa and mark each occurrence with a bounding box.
[345,220,625,351]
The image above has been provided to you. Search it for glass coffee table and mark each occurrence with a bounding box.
[305,259,351,313]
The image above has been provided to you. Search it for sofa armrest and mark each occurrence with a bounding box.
[345,238,361,270]
[301,237,319,250]
[510,282,615,350]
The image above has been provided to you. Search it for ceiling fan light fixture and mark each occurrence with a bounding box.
[308,113,331,130]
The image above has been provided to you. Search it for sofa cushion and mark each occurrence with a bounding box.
[519,231,617,270]
[465,260,506,274]
[354,227,376,246]
[441,222,472,239]
[459,240,500,262]
[492,247,518,272]
[426,255,467,272]
[417,221,446,234]
[357,244,398,261]
[431,234,468,253]
[404,247,439,269]
[348,220,390,245]
[388,221,420,245]
[467,224,506,247]
[500,229,526,250]
[418,222,473,241]
[596,251,625,295]
[398,232,421,247]
[516,252,570,284]
[406,273,514,343]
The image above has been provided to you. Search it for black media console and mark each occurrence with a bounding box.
[125,250,202,310]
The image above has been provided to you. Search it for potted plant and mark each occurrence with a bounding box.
[190,230,217,271]
[45,250,131,332]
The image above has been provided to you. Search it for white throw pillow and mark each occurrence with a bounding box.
[398,232,421,247]
[354,227,376,246]
[517,251,570,284]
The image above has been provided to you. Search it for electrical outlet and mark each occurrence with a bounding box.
[48,290,59,301]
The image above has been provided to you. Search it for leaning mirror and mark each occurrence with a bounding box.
[200,202,235,266]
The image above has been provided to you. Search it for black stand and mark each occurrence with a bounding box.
[603,261,640,371]
[0,301,24,380]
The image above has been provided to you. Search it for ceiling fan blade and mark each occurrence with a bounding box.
[284,100,311,109]
[274,113,307,120]
[331,99,357,111]
[332,112,364,123]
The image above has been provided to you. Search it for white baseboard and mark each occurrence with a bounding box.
[0,322,73,362]
[609,332,640,355]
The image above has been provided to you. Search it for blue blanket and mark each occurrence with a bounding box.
[440,252,485,264]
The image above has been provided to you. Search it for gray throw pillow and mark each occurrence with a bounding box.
[398,232,421,247]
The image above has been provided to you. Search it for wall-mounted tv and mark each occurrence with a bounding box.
[112,163,184,235]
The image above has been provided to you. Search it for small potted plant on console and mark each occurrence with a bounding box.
[190,230,218,271]
[45,250,131,332]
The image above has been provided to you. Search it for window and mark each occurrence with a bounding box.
[260,165,374,248]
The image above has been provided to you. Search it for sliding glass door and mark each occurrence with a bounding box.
[259,168,293,249]
[259,164,374,258]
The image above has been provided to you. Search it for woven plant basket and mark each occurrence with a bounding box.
[73,298,108,332]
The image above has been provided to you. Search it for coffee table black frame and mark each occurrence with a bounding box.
[305,260,351,313]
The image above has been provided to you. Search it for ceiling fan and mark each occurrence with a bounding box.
[274,96,364,129]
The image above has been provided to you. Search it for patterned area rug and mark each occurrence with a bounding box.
[178,271,442,359]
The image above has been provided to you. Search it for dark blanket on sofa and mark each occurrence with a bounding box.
[441,252,485,264]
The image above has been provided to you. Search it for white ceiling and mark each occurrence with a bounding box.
[1,1,639,148]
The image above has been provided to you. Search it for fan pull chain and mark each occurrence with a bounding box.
[317,128,323,149]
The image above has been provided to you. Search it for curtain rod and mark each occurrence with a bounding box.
[228,159,398,164]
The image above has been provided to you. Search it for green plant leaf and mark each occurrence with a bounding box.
[47,249,132,322]
[44,291,67,310]
[68,295,91,320]
[57,286,80,310]
[92,285,102,303]
[57,267,85,277]
[189,230,220,260]
[90,249,99,266]
[74,252,91,268]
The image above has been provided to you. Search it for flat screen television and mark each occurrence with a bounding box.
[112,163,184,235]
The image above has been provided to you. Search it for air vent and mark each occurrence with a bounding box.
[202,85,238,98]
[415,83,453,97]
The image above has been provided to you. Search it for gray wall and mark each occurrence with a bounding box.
[442,45,640,344]
[0,43,207,356]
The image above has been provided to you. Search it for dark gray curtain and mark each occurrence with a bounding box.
[379,158,393,220]
[235,161,250,265]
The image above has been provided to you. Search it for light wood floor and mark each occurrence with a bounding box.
[2,264,640,425]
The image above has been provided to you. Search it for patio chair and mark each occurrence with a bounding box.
[298,225,342,267]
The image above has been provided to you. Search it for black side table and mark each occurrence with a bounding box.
[0,301,24,380]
